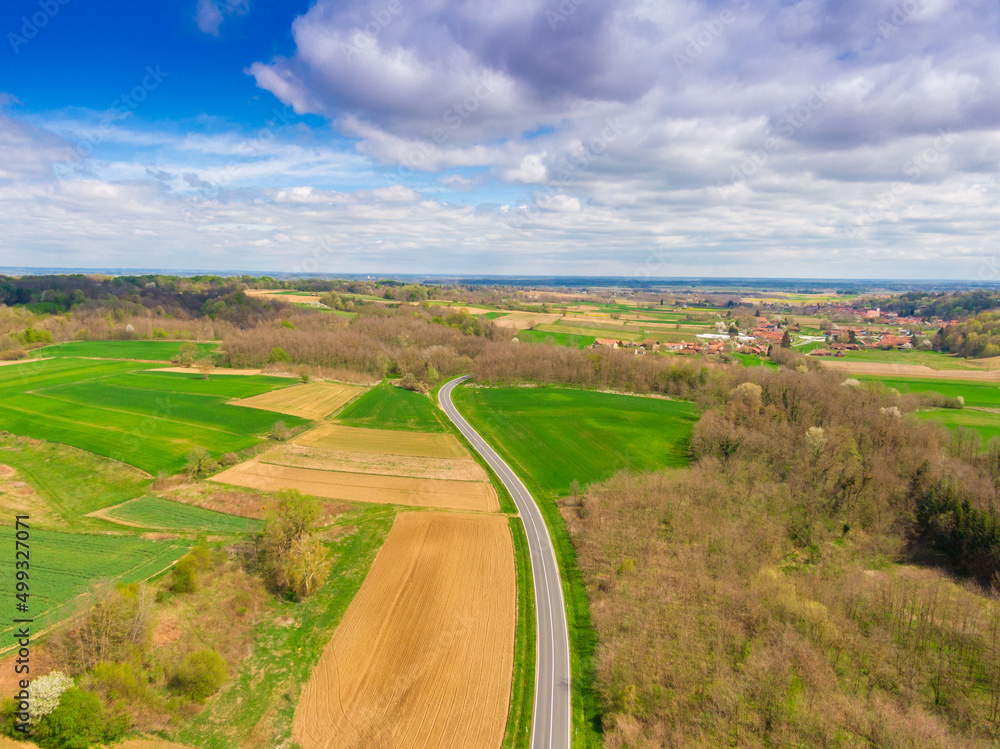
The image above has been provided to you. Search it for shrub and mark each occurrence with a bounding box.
[172,650,227,703]
[0,349,27,361]
[175,342,199,367]
[269,420,290,441]
[151,327,168,339]
[267,346,289,363]
[30,687,126,748]
[218,452,239,467]
[398,373,428,393]
[184,447,218,477]
[169,554,200,594]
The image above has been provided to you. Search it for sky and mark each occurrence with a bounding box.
[0,0,998,279]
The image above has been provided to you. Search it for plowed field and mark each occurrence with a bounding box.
[209,461,499,512]
[294,423,467,459]
[492,311,563,330]
[264,445,488,482]
[231,382,366,418]
[292,512,516,749]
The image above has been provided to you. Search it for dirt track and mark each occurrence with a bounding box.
[820,360,1000,381]
[292,512,516,749]
[209,460,499,512]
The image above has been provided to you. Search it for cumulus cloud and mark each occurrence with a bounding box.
[195,0,251,36]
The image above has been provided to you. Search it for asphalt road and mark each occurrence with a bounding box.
[439,375,571,749]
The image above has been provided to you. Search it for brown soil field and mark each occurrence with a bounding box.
[244,289,330,306]
[820,360,1000,381]
[492,311,564,330]
[150,366,264,375]
[264,444,488,482]
[293,512,516,749]
[157,484,348,523]
[294,423,467,459]
[231,382,367,419]
[210,461,499,512]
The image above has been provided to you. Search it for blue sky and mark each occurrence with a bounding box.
[0,0,998,278]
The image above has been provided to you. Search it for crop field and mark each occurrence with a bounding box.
[452,386,700,498]
[38,340,218,360]
[294,423,467,459]
[491,311,563,330]
[821,348,987,371]
[822,359,1000,381]
[856,376,1000,409]
[103,371,293,398]
[231,381,366,419]
[292,512,515,749]
[514,329,596,348]
[917,408,1000,444]
[210,460,499,512]
[336,382,447,432]
[0,358,307,475]
[99,495,262,533]
[0,529,185,639]
[265,445,487,482]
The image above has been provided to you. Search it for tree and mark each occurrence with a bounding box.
[258,490,324,596]
[176,342,198,367]
[30,688,126,748]
[173,650,228,703]
[54,585,155,675]
[185,447,218,477]
[781,330,792,348]
[284,536,332,600]
[195,357,213,379]
[267,347,289,363]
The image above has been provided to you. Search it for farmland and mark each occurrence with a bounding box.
[38,340,218,360]
[292,512,516,749]
[452,386,700,498]
[0,529,185,639]
[0,356,308,474]
[293,422,467,459]
[916,408,1000,443]
[336,382,447,432]
[100,495,262,534]
[231,381,366,419]
[857,376,1000,409]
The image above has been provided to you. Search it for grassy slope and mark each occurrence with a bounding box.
[515,329,597,348]
[0,529,185,639]
[336,382,447,432]
[102,496,262,534]
[106,371,295,398]
[38,340,218,360]
[175,505,397,748]
[917,408,1000,443]
[0,434,149,529]
[452,385,701,747]
[857,375,1000,409]
[503,517,536,749]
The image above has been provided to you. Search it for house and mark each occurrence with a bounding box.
[593,338,620,348]
[878,334,913,349]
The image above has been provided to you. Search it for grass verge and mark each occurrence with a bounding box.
[503,517,536,749]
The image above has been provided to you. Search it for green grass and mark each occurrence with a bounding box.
[0,434,149,529]
[515,329,596,348]
[103,496,262,534]
[734,353,778,368]
[0,528,186,640]
[336,382,447,432]
[176,504,396,748]
[452,386,699,498]
[104,371,296,398]
[503,517,536,749]
[917,408,1000,444]
[453,385,701,747]
[38,340,218,361]
[834,348,976,370]
[857,376,1000,409]
[0,358,308,475]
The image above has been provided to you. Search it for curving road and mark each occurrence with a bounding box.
[439,375,571,749]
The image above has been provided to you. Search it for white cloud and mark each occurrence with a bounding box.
[195,0,224,35]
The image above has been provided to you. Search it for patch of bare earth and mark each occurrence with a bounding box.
[292,512,516,749]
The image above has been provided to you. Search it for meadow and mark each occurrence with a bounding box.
[916,408,1000,443]
[0,529,185,639]
[335,382,447,432]
[102,495,262,534]
[514,329,596,348]
[38,340,218,360]
[858,375,1000,409]
[0,356,308,475]
[452,386,699,498]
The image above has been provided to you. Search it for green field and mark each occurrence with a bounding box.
[0,434,149,529]
[0,528,185,639]
[0,358,307,474]
[103,496,261,534]
[101,370,294,398]
[336,382,447,432]
[858,376,1000,409]
[515,329,596,348]
[917,408,1000,444]
[38,340,218,360]
[452,386,699,498]
[734,353,778,368]
[833,348,978,370]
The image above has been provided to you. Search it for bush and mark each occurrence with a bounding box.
[169,554,200,594]
[269,420,290,441]
[30,687,126,749]
[267,346,289,363]
[172,650,227,703]
[398,373,428,393]
[0,349,27,361]
[184,447,218,477]
[175,342,199,367]
[218,451,239,467]
[151,327,168,339]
